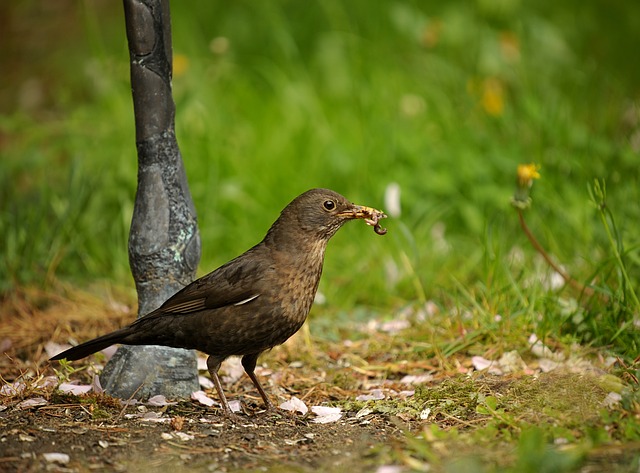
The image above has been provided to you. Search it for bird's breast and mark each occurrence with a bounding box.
[193,240,328,357]
[276,254,324,323]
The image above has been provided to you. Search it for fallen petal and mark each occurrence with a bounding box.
[38,376,59,388]
[356,389,385,401]
[191,390,216,407]
[498,350,527,373]
[529,334,565,361]
[198,375,214,389]
[92,375,104,394]
[1,381,26,396]
[17,397,48,409]
[376,466,403,473]
[101,345,118,360]
[147,395,177,406]
[59,383,92,395]
[400,374,433,385]
[255,366,273,377]
[280,396,309,414]
[538,358,560,373]
[228,399,242,413]
[44,342,71,359]
[221,358,245,383]
[355,407,373,418]
[312,412,342,424]
[311,406,342,423]
[602,392,622,408]
[140,412,170,423]
[120,398,139,406]
[311,406,341,416]
[471,356,494,371]
[42,453,70,464]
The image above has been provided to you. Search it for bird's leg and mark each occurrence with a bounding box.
[206,355,238,420]
[241,353,276,410]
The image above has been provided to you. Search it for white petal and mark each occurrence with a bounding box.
[228,400,242,413]
[280,396,308,414]
[17,397,48,409]
[471,356,494,371]
[400,374,433,385]
[356,389,385,401]
[311,405,342,423]
[191,390,216,407]
[198,375,214,389]
[59,383,92,395]
[42,453,70,464]
[147,395,176,406]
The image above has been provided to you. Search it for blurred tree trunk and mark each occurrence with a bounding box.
[100,0,201,399]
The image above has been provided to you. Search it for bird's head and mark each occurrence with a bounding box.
[267,188,386,245]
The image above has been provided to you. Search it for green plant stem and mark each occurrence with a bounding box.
[597,209,640,310]
[517,210,594,297]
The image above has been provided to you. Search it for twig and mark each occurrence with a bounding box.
[111,382,145,425]
[517,210,594,297]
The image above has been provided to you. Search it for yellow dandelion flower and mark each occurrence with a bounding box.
[517,163,541,188]
[512,163,541,209]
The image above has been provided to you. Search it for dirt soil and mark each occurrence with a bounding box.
[0,289,410,472]
[5,289,636,472]
[0,399,402,472]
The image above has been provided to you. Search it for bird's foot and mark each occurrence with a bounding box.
[224,412,241,423]
[217,406,242,423]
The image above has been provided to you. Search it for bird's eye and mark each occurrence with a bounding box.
[323,200,336,211]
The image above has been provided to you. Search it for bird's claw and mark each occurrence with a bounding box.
[221,409,242,423]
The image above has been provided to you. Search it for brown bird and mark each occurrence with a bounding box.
[51,188,386,417]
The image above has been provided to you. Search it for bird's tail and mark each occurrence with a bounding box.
[49,327,134,361]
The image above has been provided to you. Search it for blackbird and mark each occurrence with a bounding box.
[51,188,386,417]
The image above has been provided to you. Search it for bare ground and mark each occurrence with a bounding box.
[0,400,402,472]
[0,288,411,472]
[2,287,638,472]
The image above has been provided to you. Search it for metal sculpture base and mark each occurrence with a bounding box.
[99,0,202,400]
[101,345,198,399]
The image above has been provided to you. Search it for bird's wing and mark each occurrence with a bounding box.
[138,248,272,320]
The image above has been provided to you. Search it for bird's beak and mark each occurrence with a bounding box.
[339,204,387,225]
[340,204,388,235]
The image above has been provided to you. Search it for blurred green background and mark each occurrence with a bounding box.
[2,0,639,348]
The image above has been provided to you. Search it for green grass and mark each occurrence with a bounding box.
[2,0,640,470]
